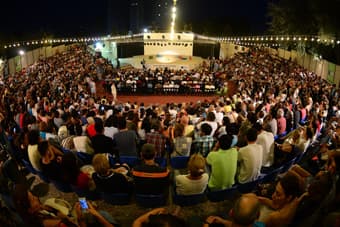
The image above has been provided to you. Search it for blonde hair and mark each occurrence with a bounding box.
[92,154,110,176]
[188,154,206,177]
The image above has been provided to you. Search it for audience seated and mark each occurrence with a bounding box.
[113,116,139,157]
[170,123,192,157]
[132,143,169,195]
[206,134,238,191]
[237,128,263,184]
[37,140,64,181]
[175,153,208,195]
[192,123,216,157]
[92,153,133,194]
[257,173,301,227]
[203,194,264,227]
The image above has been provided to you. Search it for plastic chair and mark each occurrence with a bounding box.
[118,156,140,167]
[76,152,93,165]
[206,186,238,202]
[280,157,297,173]
[172,186,206,206]
[135,193,167,207]
[170,156,190,169]
[101,192,131,205]
[260,166,283,184]
[21,159,37,174]
[236,178,261,193]
[155,157,167,168]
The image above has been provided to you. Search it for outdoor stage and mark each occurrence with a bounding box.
[119,55,205,70]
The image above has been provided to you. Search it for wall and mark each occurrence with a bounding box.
[219,43,248,59]
[219,42,340,87]
[6,45,67,75]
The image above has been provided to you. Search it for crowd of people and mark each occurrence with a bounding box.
[0,43,340,226]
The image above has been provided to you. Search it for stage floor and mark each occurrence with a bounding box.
[116,94,218,105]
[119,55,204,70]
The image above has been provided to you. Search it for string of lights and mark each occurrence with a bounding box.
[170,0,177,39]
[2,34,340,50]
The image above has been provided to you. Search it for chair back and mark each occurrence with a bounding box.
[101,192,130,205]
[206,186,238,202]
[170,156,190,169]
[237,178,261,193]
[135,193,166,207]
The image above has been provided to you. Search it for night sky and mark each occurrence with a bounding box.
[1,0,268,42]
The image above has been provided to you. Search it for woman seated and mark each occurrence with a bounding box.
[61,152,93,190]
[13,183,77,226]
[274,126,313,166]
[175,153,208,195]
[257,173,301,227]
[92,153,133,194]
[38,140,64,181]
[170,123,192,157]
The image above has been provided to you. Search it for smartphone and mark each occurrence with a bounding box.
[79,197,88,211]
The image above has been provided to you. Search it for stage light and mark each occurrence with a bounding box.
[19,50,25,55]
[95,42,103,50]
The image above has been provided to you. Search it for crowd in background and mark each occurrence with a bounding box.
[0,44,340,226]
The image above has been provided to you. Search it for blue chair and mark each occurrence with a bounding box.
[172,186,206,206]
[76,152,93,165]
[135,193,167,207]
[118,156,140,167]
[206,186,238,202]
[155,157,167,168]
[274,131,287,141]
[21,159,37,174]
[280,157,297,173]
[170,156,190,169]
[237,178,261,193]
[260,166,283,184]
[101,192,130,205]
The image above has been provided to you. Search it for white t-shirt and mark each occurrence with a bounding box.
[28,144,41,171]
[238,143,263,183]
[257,131,275,167]
[175,173,209,195]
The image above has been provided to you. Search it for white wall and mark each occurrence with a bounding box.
[143,33,194,56]
[219,43,248,59]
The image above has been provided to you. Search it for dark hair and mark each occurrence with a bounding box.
[117,116,127,130]
[12,184,40,226]
[28,130,40,145]
[279,173,301,199]
[141,143,156,160]
[306,127,314,140]
[61,152,80,184]
[94,118,104,133]
[200,123,212,136]
[246,128,258,142]
[219,134,232,150]
[206,112,216,121]
[37,140,49,156]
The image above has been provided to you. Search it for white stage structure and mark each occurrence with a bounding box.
[143,33,194,57]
